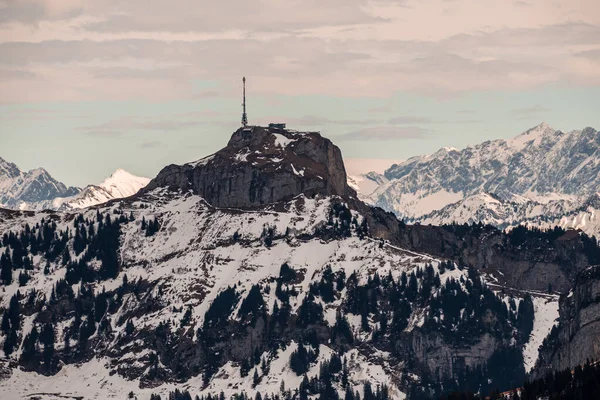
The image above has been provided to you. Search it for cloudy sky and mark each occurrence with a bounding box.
[1,0,599,186]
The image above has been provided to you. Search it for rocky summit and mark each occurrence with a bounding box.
[145,126,355,208]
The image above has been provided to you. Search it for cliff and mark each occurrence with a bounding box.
[534,265,600,377]
[144,126,356,208]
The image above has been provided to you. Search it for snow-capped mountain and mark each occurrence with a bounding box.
[367,123,600,227]
[0,157,149,211]
[0,157,81,208]
[54,169,150,211]
[416,190,600,237]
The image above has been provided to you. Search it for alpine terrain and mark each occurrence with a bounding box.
[0,157,81,209]
[0,157,149,211]
[363,123,600,236]
[0,126,599,400]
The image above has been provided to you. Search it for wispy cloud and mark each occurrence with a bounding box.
[574,48,600,61]
[388,115,482,124]
[255,115,377,127]
[368,105,392,113]
[512,104,550,115]
[1,9,599,102]
[338,126,432,141]
[388,116,433,124]
[78,116,223,136]
[139,141,161,149]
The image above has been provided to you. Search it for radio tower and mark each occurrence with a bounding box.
[241,76,248,127]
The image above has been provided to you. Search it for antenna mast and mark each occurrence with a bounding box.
[241,76,248,127]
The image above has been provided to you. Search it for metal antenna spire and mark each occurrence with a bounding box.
[241,76,248,127]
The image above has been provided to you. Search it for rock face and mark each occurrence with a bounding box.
[534,266,600,377]
[145,126,355,208]
[390,224,598,293]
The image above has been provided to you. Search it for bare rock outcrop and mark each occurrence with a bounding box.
[534,265,600,377]
[144,126,355,208]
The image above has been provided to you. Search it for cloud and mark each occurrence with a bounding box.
[512,104,550,115]
[255,115,377,127]
[0,3,600,102]
[338,125,432,141]
[388,116,433,124]
[0,0,381,31]
[344,157,402,175]
[388,115,482,124]
[574,48,600,61]
[368,105,392,113]
[139,140,161,149]
[78,116,221,136]
[0,68,36,80]
[0,0,83,24]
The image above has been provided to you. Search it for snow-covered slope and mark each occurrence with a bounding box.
[0,190,438,399]
[522,296,559,373]
[367,123,600,228]
[0,157,81,209]
[0,187,549,399]
[417,191,600,237]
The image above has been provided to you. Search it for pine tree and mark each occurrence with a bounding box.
[40,322,55,368]
[21,325,39,363]
[253,368,260,387]
[0,250,13,285]
[18,270,30,286]
[125,319,135,336]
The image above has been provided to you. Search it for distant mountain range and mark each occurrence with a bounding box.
[0,157,149,211]
[0,157,81,208]
[350,123,600,236]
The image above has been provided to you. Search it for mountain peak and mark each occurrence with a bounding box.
[109,168,129,177]
[99,169,149,197]
[519,121,554,136]
[0,157,81,207]
[145,125,355,208]
[506,121,560,149]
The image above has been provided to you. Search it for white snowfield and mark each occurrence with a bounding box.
[522,296,559,373]
[0,189,557,399]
